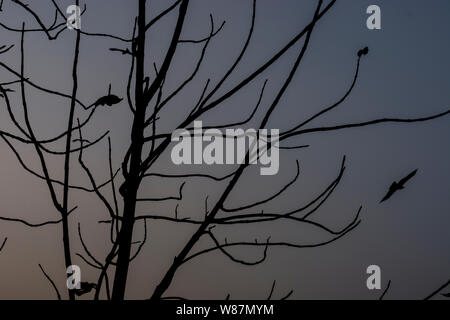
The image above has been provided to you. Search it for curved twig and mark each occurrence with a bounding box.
[206,230,270,266]
[136,181,185,202]
[379,280,391,300]
[0,206,77,228]
[183,214,361,265]
[38,264,61,300]
[281,109,450,141]
[0,238,7,252]
[424,278,450,300]
[282,55,363,136]
[221,160,300,212]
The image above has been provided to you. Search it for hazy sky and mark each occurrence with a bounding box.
[0,0,449,299]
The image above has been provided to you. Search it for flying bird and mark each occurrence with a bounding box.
[357,46,369,57]
[93,94,123,107]
[380,169,418,203]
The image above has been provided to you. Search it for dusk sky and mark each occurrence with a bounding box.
[0,0,449,299]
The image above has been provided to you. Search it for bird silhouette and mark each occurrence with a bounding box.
[73,282,97,296]
[357,46,369,57]
[380,169,418,203]
[93,94,122,107]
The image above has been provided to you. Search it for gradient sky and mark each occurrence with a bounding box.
[0,0,449,299]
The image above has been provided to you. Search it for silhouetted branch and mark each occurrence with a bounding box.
[9,0,64,40]
[179,19,225,43]
[221,160,300,213]
[58,9,80,298]
[0,61,88,109]
[189,0,336,120]
[108,137,120,243]
[142,0,189,107]
[136,181,185,202]
[150,1,330,299]
[42,131,109,155]
[218,156,345,226]
[206,229,270,266]
[125,18,138,114]
[281,290,294,300]
[216,206,362,238]
[144,0,183,32]
[76,253,102,270]
[1,133,119,193]
[267,280,276,300]
[379,280,391,300]
[129,220,148,262]
[0,79,22,86]
[76,120,116,221]
[424,278,450,300]
[38,264,61,300]
[78,30,132,43]
[191,0,256,114]
[0,17,65,37]
[109,47,133,56]
[0,44,14,54]
[0,237,7,252]
[144,14,224,127]
[281,109,450,141]
[186,79,267,131]
[183,212,361,265]
[18,24,63,214]
[143,168,238,182]
[51,1,132,43]
[282,54,363,136]
[77,223,103,269]
[0,206,77,228]
[267,280,293,300]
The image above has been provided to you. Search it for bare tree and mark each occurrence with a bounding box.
[0,0,449,300]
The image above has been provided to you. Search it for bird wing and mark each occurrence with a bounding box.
[380,184,396,203]
[94,96,107,106]
[94,95,122,106]
[398,169,418,186]
[107,95,122,105]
